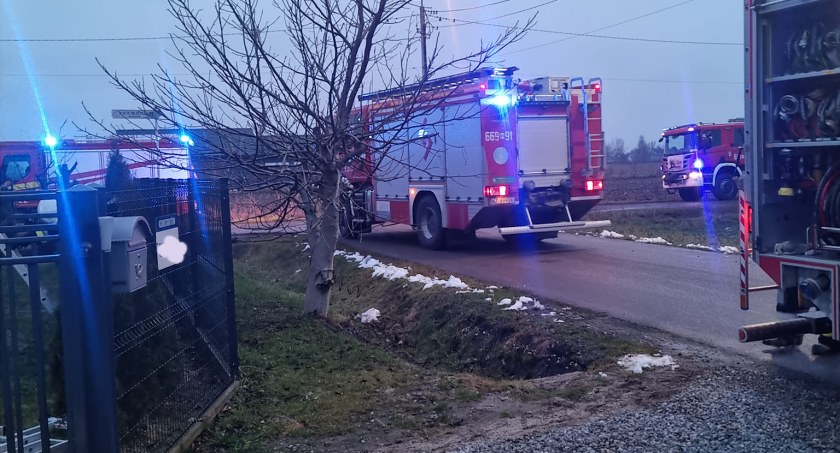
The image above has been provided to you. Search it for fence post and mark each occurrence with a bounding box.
[218,178,239,378]
[57,185,119,452]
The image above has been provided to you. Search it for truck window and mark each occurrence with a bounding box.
[734,128,745,147]
[702,130,722,148]
[1,155,31,182]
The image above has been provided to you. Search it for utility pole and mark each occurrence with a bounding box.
[419,0,428,78]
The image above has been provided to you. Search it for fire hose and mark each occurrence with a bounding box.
[816,163,840,244]
[775,89,840,139]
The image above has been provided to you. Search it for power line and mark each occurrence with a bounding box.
[423,0,516,13]
[433,0,558,25]
[429,13,741,46]
[504,0,696,55]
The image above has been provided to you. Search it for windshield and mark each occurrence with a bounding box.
[664,132,697,156]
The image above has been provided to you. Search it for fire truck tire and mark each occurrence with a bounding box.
[339,197,359,240]
[712,173,738,200]
[678,187,702,202]
[415,196,445,250]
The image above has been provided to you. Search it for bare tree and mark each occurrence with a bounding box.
[89,0,531,315]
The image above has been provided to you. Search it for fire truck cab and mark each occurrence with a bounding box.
[660,119,745,202]
[344,67,610,249]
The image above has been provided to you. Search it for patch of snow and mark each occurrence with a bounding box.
[497,298,513,306]
[445,276,469,289]
[503,300,528,311]
[357,308,380,324]
[554,319,565,323]
[629,234,638,240]
[600,230,625,239]
[294,269,301,274]
[598,372,608,378]
[302,243,310,251]
[371,264,410,281]
[617,354,676,374]
[685,243,713,251]
[719,246,739,254]
[531,300,546,310]
[635,237,672,245]
[487,286,499,289]
[561,307,572,311]
[485,297,493,302]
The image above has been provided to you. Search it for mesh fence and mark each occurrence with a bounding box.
[106,179,237,452]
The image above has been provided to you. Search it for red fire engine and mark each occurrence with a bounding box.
[740,0,840,354]
[0,135,192,198]
[341,67,610,249]
[660,120,745,201]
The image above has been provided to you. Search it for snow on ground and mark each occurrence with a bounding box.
[617,354,677,374]
[357,308,380,323]
[685,244,713,251]
[685,244,739,254]
[335,250,551,319]
[600,230,625,239]
[503,299,527,311]
[302,243,310,251]
[484,297,493,302]
[635,237,672,245]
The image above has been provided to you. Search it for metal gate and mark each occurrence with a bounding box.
[0,179,238,453]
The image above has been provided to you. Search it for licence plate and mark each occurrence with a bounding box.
[491,197,516,205]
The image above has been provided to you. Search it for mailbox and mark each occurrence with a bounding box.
[107,216,151,293]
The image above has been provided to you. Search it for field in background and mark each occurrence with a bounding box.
[603,162,678,204]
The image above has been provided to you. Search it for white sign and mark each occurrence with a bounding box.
[155,215,186,270]
[112,109,162,120]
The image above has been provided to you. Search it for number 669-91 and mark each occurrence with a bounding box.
[484,131,513,142]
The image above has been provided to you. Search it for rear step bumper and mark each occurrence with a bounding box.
[498,220,612,236]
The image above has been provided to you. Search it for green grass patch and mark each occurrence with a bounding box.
[586,204,739,248]
[201,237,656,451]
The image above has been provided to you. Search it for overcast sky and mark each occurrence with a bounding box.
[0,0,743,147]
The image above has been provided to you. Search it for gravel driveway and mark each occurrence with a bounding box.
[450,366,840,453]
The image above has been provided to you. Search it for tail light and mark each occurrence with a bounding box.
[593,83,601,93]
[484,185,510,197]
[585,180,604,191]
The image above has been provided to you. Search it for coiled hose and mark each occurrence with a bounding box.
[816,163,840,243]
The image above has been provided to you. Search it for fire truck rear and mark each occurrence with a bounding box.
[740,0,840,353]
[344,67,610,249]
[660,120,745,202]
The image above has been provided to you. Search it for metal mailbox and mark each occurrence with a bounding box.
[107,216,151,293]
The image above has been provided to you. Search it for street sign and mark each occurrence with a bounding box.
[111,109,162,120]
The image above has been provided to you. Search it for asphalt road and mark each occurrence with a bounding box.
[344,225,840,382]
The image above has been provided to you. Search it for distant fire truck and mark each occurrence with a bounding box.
[341,67,610,249]
[0,135,191,202]
[660,119,745,201]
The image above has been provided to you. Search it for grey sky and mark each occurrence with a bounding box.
[0,0,743,147]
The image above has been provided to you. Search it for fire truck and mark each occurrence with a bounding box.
[342,67,610,249]
[0,135,192,197]
[660,120,746,201]
[739,0,840,354]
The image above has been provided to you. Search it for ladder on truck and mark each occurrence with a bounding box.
[569,77,605,174]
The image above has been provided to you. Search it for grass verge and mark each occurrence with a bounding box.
[585,203,739,248]
[196,238,680,452]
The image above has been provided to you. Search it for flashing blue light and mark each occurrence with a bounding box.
[488,94,512,107]
[693,158,704,170]
[180,134,194,146]
[44,134,58,149]
[687,127,695,132]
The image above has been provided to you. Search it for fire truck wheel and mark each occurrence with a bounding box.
[678,187,702,202]
[339,199,358,239]
[415,196,445,249]
[712,173,738,200]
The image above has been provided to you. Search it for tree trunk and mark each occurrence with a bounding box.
[302,169,341,316]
